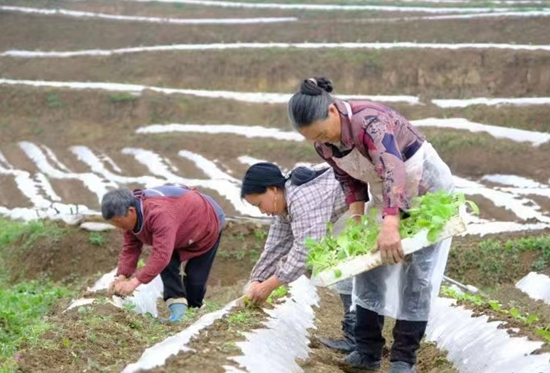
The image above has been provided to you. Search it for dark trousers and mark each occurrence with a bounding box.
[355,306,427,365]
[160,234,220,308]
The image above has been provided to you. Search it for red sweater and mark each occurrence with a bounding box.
[116,190,220,284]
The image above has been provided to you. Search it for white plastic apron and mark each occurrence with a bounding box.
[332,102,454,321]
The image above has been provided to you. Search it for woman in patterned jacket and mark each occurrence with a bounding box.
[241,162,357,353]
[287,77,454,373]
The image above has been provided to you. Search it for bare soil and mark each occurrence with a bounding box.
[3,221,121,285]
[3,49,550,99]
[0,0,440,20]
[300,288,458,373]
[446,230,550,288]
[1,86,548,217]
[2,9,550,51]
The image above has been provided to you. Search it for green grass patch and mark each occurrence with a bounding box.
[0,219,66,259]
[0,281,72,371]
[447,234,550,287]
[0,219,73,372]
[88,231,107,247]
[108,93,138,103]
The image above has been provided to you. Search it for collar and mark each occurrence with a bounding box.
[132,199,144,234]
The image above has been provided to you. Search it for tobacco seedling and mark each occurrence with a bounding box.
[306,191,478,276]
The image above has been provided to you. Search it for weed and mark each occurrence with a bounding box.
[253,229,267,242]
[448,234,550,286]
[226,309,256,329]
[535,328,550,342]
[266,286,289,304]
[108,93,138,103]
[0,281,72,368]
[88,232,107,246]
[46,93,63,109]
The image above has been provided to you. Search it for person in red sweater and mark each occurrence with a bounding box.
[101,185,225,322]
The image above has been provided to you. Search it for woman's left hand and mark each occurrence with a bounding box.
[377,215,404,264]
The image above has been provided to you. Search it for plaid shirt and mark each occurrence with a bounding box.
[250,166,348,284]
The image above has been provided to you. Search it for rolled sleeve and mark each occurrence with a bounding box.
[275,189,336,284]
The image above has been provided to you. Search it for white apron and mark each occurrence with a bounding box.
[333,102,454,321]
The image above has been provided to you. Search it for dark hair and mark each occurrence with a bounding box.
[288,76,335,129]
[241,162,330,198]
[101,188,137,220]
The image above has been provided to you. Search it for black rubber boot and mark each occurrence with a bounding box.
[389,319,427,372]
[318,294,356,353]
[341,351,381,371]
[339,306,384,371]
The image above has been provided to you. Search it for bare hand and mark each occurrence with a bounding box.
[376,215,404,264]
[107,275,127,297]
[245,277,281,304]
[113,278,140,297]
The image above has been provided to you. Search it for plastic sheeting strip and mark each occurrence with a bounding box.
[122,299,239,372]
[516,272,550,305]
[426,297,550,373]
[227,276,319,373]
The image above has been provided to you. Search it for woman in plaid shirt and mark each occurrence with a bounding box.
[241,162,357,353]
[287,77,454,373]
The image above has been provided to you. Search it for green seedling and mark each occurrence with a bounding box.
[535,328,550,342]
[488,300,502,312]
[525,314,539,326]
[306,191,478,276]
[266,286,289,304]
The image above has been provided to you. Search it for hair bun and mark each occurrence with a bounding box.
[299,76,333,96]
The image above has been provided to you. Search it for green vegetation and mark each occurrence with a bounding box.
[266,285,289,304]
[306,191,478,276]
[0,219,72,372]
[442,286,550,343]
[226,308,258,329]
[448,235,550,286]
[46,93,63,109]
[108,93,138,103]
[88,231,107,247]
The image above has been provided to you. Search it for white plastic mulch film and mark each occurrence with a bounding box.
[66,268,163,317]
[516,272,550,305]
[426,297,550,373]
[227,276,319,373]
[122,300,239,373]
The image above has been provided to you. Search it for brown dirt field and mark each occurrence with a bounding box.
[1,86,549,216]
[300,288,458,373]
[17,279,252,373]
[3,0,541,21]
[0,0,442,20]
[3,221,121,285]
[2,10,550,49]
[16,302,184,373]
[147,306,267,373]
[3,218,266,289]
[445,230,550,288]
[4,49,550,99]
[464,195,519,222]
[1,85,548,135]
